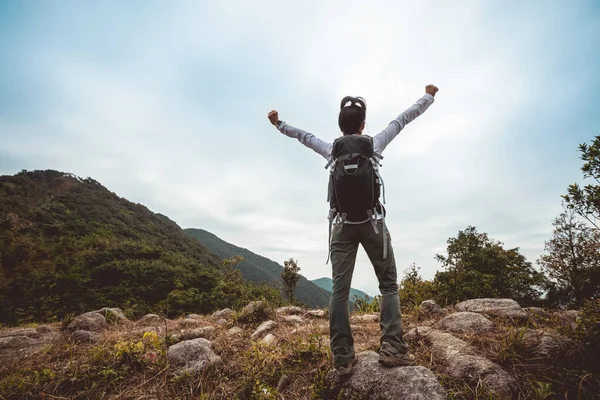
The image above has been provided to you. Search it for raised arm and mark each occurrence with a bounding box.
[373,84,438,154]
[267,110,332,160]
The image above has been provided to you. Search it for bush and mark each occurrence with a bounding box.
[572,298,600,373]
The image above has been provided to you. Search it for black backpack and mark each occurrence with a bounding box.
[325,134,388,261]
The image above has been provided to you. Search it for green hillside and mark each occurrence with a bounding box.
[0,170,281,324]
[311,277,372,302]
[184,228,331,308]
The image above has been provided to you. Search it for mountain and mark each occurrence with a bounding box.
[184,228,331,308]
[0,170,281,324]
[311,277,372,301]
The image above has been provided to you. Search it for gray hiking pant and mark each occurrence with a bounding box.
[329,220,409,367]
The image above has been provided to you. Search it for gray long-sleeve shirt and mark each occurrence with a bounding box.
[276,93,435,161]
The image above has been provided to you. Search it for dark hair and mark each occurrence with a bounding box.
[338,96,366,135]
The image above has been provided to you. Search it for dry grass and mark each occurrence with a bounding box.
[1,309,599,400]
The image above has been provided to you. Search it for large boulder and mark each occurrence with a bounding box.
[406,326,517,398]
[455,298,527,320]
[420,300,444,318]
[250,320,277,340]
[436,312,494,334]
[68,312,107,333]
[167,338,221,374]
[329,351,446,400]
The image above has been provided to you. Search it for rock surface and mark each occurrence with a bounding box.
[261,333,276,345]
[68,312,107,333]
[0,326,59,359]
[351,314,379,323]
[212,308,234,320]
[167,338,221,374]
[180,326,216,341]
[524,307,550,319]
[330,351,446,400]
[306,309,327,318]
[420,300,444,318]
[436,312,494,334]
[136,314,164,326]
[276,306,304,316]
[72,330,101,344]
[407,326,517,398]
[522,329,571,359]
[282,315,304,324]
[557,310,579,330]
[250,320,277,340]
[455,298,527,320]
[226,327,243,336]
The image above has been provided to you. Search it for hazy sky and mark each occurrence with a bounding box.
[2,1,599,296]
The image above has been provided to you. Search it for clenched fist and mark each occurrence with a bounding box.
[268,110,279,126]
[426,84,439,97]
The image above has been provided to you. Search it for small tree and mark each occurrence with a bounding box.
[281,258,301,303]
[433,226,546,306]
[537,207,600,308]
[563,135,600,229]
[399,263,435,311]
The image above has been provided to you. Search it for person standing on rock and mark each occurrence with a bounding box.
[267,84,439,376]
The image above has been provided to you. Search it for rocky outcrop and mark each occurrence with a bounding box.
[420,300,444,318]
[436,312,494,334]
[407,326,517,398]
[455,298,528,320]
[0,326,59,359]
[330,351,446,400]
[167,338,221,374]
[67,312,107,333]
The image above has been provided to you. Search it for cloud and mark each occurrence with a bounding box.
[1,1,599,296]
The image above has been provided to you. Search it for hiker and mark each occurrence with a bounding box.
[267,84,438,376]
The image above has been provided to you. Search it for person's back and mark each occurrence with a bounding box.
[267,84,439,377]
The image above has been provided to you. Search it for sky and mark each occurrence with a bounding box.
[1,1,599,296]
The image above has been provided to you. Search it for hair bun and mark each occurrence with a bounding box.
[339,96,366,111]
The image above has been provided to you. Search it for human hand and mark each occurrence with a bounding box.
[425,84,439,97]
[268,110,279,125]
